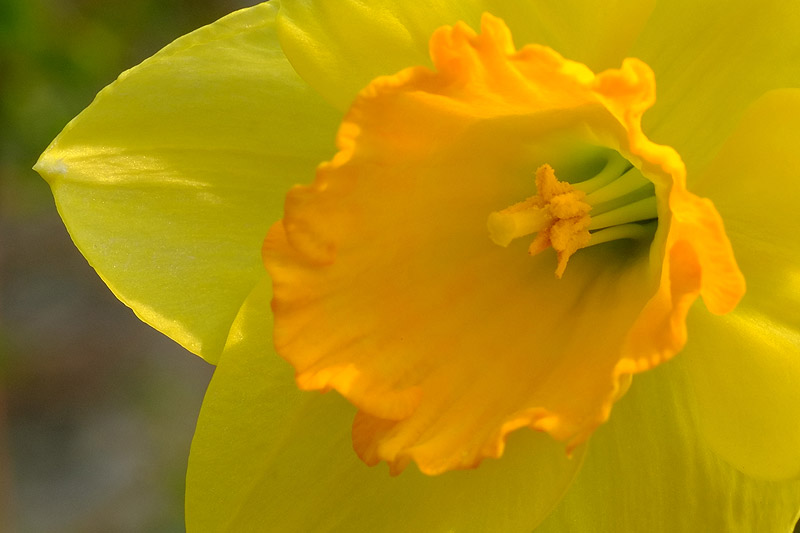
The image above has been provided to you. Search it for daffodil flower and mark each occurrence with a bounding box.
[35,1,800,531]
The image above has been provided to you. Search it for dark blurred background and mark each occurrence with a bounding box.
[1,1,259,531]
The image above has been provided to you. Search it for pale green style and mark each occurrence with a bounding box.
[35,0,800,531]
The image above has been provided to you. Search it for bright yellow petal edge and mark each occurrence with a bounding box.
[263,14,745,475]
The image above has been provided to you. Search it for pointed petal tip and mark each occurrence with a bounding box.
[33,153,68,185]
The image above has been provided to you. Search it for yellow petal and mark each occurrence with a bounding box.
[276,0,474,110]
[535,356,800,532]
[263,15,742,475]
[186,276,584,532]
[276,0,654,110]
[34,2,340,362]
[633,1,800,176]
[187,277,799,531]
[683,89,800,480]
[483,0,655,72]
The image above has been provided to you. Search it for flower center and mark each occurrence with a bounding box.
[262,13,745,477]
[488,152,657,278]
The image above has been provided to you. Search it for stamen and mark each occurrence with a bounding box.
[571,152,633,194]
[587,196,657,231]
[583,167,653,207]
[586,221,657,247]
[488,165,591,277]
[488,155,659,276]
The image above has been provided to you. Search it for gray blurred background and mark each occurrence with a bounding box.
[1,1,258,531]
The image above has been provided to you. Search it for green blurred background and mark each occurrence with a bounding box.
[0,1,258,531]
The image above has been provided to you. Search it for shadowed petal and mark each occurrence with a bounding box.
[684,89,800,481]
[534,355,800,532]
[633,1,800,176]
[276,0,654,109]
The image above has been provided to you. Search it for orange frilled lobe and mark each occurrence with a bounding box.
[262,14,745,475]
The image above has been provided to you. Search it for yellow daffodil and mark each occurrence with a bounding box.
[35,1,800,531]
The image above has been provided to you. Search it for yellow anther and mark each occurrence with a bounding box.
[488,164,591,277]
